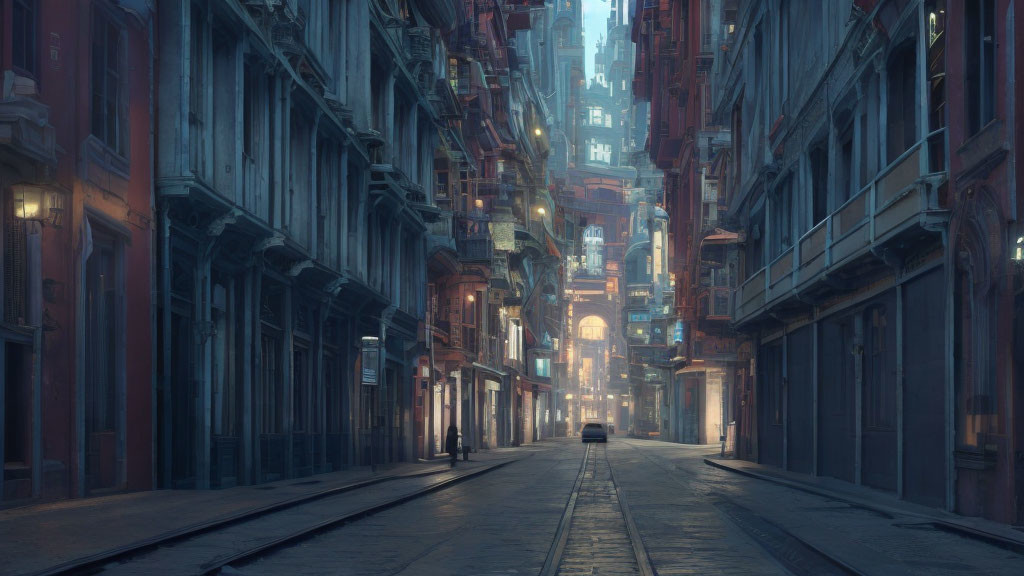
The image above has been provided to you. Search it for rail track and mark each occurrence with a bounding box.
[541,442,655,576]
[34,459,515,576]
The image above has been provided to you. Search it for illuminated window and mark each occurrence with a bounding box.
[535,358,551,378]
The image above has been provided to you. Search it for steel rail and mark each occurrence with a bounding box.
[30,463,477,576]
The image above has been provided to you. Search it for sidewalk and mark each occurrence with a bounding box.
[704,455,1024,555]
[0,448,522,576]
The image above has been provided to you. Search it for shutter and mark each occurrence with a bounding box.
[4,203,27,325]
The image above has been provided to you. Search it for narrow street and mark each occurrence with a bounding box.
[156,439,1024,576]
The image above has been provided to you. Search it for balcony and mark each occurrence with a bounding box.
[456,231,493,262]
[0,72,56,166]
[734,130,950,325]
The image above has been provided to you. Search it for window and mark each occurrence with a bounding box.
[12,0,37,78]
[886,41,917,164]
[589,107,603,125]
[91,6,128,156]
[588,141,612,164]
[965,0,995,136]
[837,120,855,206]
[769,175,793,258]
[535,358,551,378]
[243,63,257,159]
[810,143,829,225]
[508,319,522,361]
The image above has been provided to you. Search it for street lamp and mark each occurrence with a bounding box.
[537,207,546,216]
[466,293,476,302]
[534,127,543,136]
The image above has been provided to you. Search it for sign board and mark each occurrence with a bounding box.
[490,221,515,251]
[361,336,379,385]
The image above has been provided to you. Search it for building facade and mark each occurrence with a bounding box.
[426,0,563,455]
[1,0,155,502]
[664,0,1024,524]
[632,0,736,445]
[154,0,441,489]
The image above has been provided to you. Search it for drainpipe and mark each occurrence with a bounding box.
[159,209,171,489]
[147,6,157,491]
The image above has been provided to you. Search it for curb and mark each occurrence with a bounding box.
[703,458,1024,556]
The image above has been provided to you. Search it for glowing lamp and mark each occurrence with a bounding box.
[11,184,44,221]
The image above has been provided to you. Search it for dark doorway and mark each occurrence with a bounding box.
[84,235,120,493]
[903,269,947,508]
[819,317,856,483]
[170,308,196,488]
[324,349,344,471]
[862,293,897,492]
[757,341,783,467]
[787,326,813,474]
[4,341,32,500]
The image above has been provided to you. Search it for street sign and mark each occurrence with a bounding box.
[361,336,379,385]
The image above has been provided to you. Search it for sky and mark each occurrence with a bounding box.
[582,0,611,81]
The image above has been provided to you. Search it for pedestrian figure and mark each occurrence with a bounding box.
[446,425,459,467]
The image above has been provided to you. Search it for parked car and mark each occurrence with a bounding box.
[581,422,608,443]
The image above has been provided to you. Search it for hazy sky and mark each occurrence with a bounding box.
[582,0,611,80]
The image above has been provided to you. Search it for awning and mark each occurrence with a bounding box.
[702,229,740,245]
[472,362,508,378]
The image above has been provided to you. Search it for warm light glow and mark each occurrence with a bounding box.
[534,127,543,136]
[565,393,574,399]
[466,294,475,302]
[537,207,546,215]
[474,198,484,209]
[11,184,45,221]
[607,394,614,399]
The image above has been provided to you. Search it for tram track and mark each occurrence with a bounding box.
[542,442,655,576]
[33,458,517,576]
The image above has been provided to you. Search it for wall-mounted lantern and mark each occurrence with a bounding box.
[11,184,65,227]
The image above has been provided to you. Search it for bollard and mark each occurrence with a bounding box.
[463,445,471,461]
